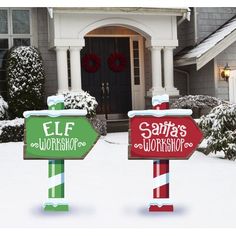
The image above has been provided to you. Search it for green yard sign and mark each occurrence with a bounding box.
[24,112,99,160]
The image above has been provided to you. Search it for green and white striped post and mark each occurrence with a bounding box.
[44,95,69,211]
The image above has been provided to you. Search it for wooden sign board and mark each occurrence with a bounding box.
[24,114,99,160]
[128,111,203,160]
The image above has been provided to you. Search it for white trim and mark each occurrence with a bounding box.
[52,7,188,16]
[85,34,139,38]
[130,37,135,109]
[196,30,236,70]
[78,17,153,40]
[130,36,145,110]
[175,28,236,70]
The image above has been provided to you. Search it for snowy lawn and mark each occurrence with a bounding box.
[0,132,236,227]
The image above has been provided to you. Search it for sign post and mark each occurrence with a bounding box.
[150,95,172,212]
[128,94,203,212]
[46,96,67,211]
[23,95,99,211]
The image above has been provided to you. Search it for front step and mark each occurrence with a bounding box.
[107,119,129,133]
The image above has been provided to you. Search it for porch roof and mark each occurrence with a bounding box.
[174,16,236,70]
[49,7,189,16]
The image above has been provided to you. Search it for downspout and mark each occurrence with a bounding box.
[47,7,53,19]
[193,7,198,44]
[174,68,190,95]
[177,8,191,26]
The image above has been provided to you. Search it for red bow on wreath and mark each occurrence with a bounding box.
[82,53,101,73]
[107,52,127,72]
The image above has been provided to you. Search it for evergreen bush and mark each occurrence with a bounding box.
[0,95,8,120]
[0,118,24,142]
[171,95,226,118]
[63,91,98,117]
[6,46,45,118]
[63,91,107,135]
[199,103,236,160]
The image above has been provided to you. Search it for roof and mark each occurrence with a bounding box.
[51,7,189,16]
[175,16,236,70]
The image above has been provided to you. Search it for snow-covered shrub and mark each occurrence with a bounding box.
[63,91,98,117]
[0,118,24,142]
[6,46,45,118]
[171,95,226,118]
[89,117,107,136]
[199,103,236,160]
[0,95,8,120]
[172,95,224,109]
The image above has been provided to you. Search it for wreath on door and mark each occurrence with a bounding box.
[82,53,101,73]
[107,52,127,72]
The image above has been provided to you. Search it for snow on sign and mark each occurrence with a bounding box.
[128,110,203,160]
[23,110,99,160]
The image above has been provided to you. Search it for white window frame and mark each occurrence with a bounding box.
[0,7,32,48]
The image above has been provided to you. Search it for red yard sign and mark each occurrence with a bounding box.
[129,115,203,160]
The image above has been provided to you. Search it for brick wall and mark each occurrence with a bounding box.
[37,8,58,98]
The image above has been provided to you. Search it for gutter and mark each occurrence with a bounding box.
[177,7,191,26]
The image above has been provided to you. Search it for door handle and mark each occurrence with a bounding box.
[106,82,110,98]
[101,82,105,99]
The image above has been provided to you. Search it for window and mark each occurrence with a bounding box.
[0,38,8,97]
[13,38,30,47]
[132,40,140,85]
[0,8,32,95]
[12,10,30,34]
[0,8,31,48]
[0,10,8,34]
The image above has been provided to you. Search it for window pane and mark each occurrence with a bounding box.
[0,39,8,49]
[12,10,30,34]
[0,10,8,34]
[134,58,139,67]
[134,76,140,85]
[133,50,139,58]
[133,41,138,49]
[13,38,30,46]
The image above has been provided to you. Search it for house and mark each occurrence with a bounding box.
[0,7,236,120]
[174,8,236,102]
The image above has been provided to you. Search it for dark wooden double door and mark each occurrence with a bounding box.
[81,37,132,119]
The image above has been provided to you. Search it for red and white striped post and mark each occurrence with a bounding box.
[149,94,174,212]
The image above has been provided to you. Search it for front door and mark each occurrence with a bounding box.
[81,37,132,119]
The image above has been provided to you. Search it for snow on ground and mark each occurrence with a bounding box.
[0,132,236,228]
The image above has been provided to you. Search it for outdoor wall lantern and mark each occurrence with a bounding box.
[221,63,231,82]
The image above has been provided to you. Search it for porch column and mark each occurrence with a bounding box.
[148,46,165,96]
[56,47,69,93]
[70,46,83,91]
[163,46,179,95]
